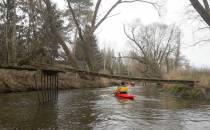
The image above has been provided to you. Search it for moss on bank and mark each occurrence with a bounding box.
[165,69,210,100]
[166,84,205,99]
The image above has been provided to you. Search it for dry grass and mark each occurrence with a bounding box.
[0,69,117,93]
[165,68,210,88]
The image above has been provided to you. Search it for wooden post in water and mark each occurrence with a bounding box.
[34,70,59,104]
[34,74,41,104]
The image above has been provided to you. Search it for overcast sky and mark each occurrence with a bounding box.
[54,0,210,68]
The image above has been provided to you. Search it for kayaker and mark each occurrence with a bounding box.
[129,82,135,87]
[114,81,135,100]
[115,81,129,94]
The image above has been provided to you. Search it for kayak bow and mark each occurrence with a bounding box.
[115,93,134,100]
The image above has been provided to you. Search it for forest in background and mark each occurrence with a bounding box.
[0,0,210,88]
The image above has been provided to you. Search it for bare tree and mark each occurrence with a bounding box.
[124,22,181,78]
[66,0,159,71]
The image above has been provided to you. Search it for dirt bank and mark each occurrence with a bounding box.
[0,69,120,93]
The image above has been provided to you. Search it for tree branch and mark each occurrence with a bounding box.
[203,0,210,11]
[95,0,121,30]
[123,25,147,57]
[91,0,102,31]
[66,0,85,43]
[121,0,160,16]
[189,0,210,27]
[95,0,160,30]
[190,39,210,46]
[158,27,174,65]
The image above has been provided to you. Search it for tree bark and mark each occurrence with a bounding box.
[189,0,210,27]
[175,31,181,69]
[7,0,17,65]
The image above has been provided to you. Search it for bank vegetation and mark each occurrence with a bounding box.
[0,0,210,99]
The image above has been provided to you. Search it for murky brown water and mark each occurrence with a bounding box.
[0,85,210,130]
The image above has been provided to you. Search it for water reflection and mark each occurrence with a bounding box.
[0,86,210,130]
[0,93,59,129]
[55,89,98,130]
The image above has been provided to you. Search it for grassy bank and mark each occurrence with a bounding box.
[164,69,210,100]
[165,84,205,99]
[0,69,120,93]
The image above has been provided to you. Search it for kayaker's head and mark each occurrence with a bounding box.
[130,82,135,87]
[121,81,126,85]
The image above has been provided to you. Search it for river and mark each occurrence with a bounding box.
[0,85,210,130]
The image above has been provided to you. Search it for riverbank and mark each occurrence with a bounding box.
[164,69,210,100]
[1,68,210,100]
[0,69,120,93]
[162,84,206,99]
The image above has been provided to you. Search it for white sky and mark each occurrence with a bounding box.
[54,0,210,67]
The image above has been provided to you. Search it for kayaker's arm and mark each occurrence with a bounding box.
[113,86,121,94]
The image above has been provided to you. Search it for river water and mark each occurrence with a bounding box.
[0,85,210,130]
